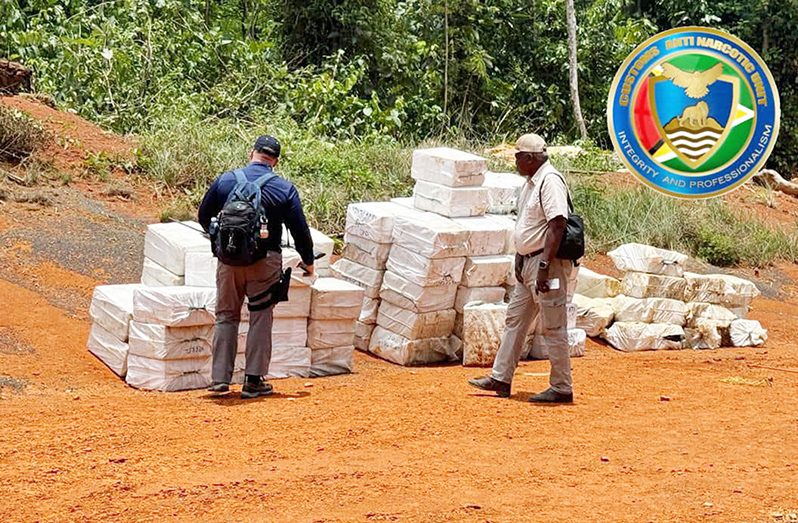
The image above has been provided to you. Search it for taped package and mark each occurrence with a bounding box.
[683,272,760,309]
[87,322,129,377]
[602,322,685,352]
[392,213,470,259]
[683,321,729,350]
[273,285,312,319]
[143,221,209,276]
[612,296,687,325]
[89,284,141,342]
[184,250,217,287]
[232,346,312,384]
[460,255,513,288]
[368,326,451,366]
[608,243,688,277]
[484,214,516,254]
[411,147,487,187]
[141,257,184,287]
[342,233,392,270]
[380,271,459,313]
[310,346,355,377]
[330,258,385,299]
[307,318,356,350]
[451,216,512,256]
[575,267,622,299]
[455,286,506,313]
[128,322,213,360]
[572,294,614,337]
[310,277,365,320]
[125,354,211,391]
[386,245,466,287]
[354,321,375,352]
[272,317,309,348]
[482,171,525,214]
[377,302,456,339]
[686,302,737,328]
[345,201,409,244]
[133,286,216,327]
[413,180,489,217]
[621,272,687,301]
[462,302,507,367]
[358,297,381,325]
[729,319,768,347]
[527,328,587,360]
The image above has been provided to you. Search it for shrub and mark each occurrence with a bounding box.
[0,105,48,162]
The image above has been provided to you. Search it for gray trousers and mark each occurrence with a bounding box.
[492,253,573,394]
[212,252,282,384]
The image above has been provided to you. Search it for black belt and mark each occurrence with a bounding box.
[521,248,544,258]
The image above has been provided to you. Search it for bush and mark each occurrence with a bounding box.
[0,105,48,162]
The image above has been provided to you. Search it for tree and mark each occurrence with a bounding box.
[565,0,588,141]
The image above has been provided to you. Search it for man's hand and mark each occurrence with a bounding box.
[535,267,551,293]
[304,263,315,277]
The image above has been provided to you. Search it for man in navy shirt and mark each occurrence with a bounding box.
[198,135,315,398]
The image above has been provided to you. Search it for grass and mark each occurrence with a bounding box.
[0,105,48,162]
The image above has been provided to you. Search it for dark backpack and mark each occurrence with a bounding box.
[209,169,276,266]
[540,172,585,261]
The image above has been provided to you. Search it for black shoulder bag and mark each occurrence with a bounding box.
[540,173,585,261]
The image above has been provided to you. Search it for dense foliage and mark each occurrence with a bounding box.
[1,0,796,174]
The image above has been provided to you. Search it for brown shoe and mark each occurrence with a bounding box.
[529,387,573,404]
[468,376,511,398]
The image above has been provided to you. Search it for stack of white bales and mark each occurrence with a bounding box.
[481,171,525,215]
[306,277,365,376]
[87,284,141,377]
[410,147,490,218]
[141,222,208,286]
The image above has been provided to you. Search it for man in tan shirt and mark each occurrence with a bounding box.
[469,133,574,403]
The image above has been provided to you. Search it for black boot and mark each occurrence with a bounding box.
[241,375,273,399]
[468,376,511,398]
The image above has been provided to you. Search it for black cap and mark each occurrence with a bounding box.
[254,135,281,158]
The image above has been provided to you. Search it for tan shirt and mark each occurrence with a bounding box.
[513,161,569,255]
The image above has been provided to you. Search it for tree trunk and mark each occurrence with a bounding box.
[565,0,589,141]
[754,169,798,197]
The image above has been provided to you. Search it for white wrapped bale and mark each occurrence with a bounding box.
[621,272,687,301]
[310,277,365,320]
[683,319,732,349]
[141,257,184,287]
[460,255,513,288]
[392,213,470,259]
[390,196,415,209]
[87,322,129,377]
[608,243,688,277]
[232,347,312,384]
[330,258,385,299]
[575,267,622,299]
[683,272,760,309]
[454,286,506,314]
[184,250,217,287]
[89,284,141,342]
[272,317,309,348]
[484,214,516,254]
[482,171,525,214]
[128,322,213,360]
[527,328,587,360]
[345,201,409,243]
[686,302,737,328]
[611,296,687,325]
[354,321,375,352]
[273,285,312,319]
[462,302,507,367]
[125,354,211,391]
[307,319,356,350]
[572,294,614,337]
[358,297,381,325]
[377,302,456,339]
[143,221,209,276]
[368,326,450,365]
[310,346,354,377]
[342,233,392,270]
[413,180,489,218]
[448,334,464,361]
[730,319,767,347]
[451,216,511,256]
[411,147,487,187]
[132,286,216,327]
[386,245,466,287]
[602,322,685,352]
[566,303,577,330]
[380,271,458,313]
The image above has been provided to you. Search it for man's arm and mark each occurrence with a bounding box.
[284,186,315,273]
[536,174,569,293]
[197,177,223,232]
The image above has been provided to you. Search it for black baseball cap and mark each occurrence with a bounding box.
[254,135,281,158]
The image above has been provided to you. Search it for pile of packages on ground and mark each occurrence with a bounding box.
[86,220,365,391]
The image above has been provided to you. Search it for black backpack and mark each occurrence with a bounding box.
[209,169,276,266]
[540,172,585,261]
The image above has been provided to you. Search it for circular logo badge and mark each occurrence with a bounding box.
[607,27,780,198]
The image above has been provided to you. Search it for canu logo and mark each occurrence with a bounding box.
[607,27,780,198]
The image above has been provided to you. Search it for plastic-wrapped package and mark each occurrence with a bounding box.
[411,147,487,187]
[87,322,129,377]
[602,322,685,352]
[460,255,513,288]
[621,272,687,301]
[368,326,451,366]
[729,319,768,347]
[184,250,216,287]
[272,317,309,348]
[482,171,525,214]
[572,294,614,337]
[462,302,507,367]
[310,346,355,377]
[143,221,209,276]
[342,233,392,270]
[358,297,381,325]
[683,272,760,309]
[330,258,385,299]
[273,285,312,319]
[392,213,470,259]
[413,180,489,217]
[685,302,737,328]
[575,267,622,299]
[89,284,141,342]
[611,296,687,325]
[231,346,312,384]
[454,286,506,313]
[484,214,516,254]
[527,328,587,360]
[284,226,335,273]
[448,334,464,361]
[682,319,732,349]
[306,319,356,349]
[125,354,211,391]
[354,321,375,352]
[607,243,688,277]
[451,216,511,256]
[132,286,216,327]
[380,271,459,313]
[376,302,456,339]
[386,245,466,287]
[345,201,410,243]
[390,197,415,209]
[309,277,365,320]
[128,322,213,360]
[141,257,184,287]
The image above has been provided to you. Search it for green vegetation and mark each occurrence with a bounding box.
[0,105,47,162]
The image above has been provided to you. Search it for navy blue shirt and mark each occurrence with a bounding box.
[197,162,315,266]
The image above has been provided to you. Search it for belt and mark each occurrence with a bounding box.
[521,248,544,258]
